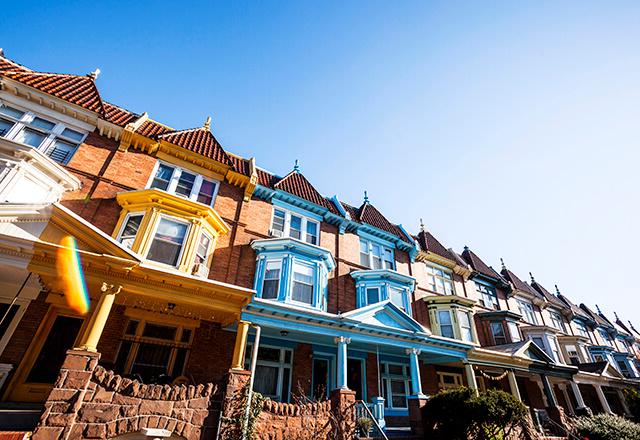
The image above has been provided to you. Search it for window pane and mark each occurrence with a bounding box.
[272,209,286,233]
[195,233,211,264]
[438,310,452,325]
[389,288,405,311]
[0,105,24,120]
[292,282,313,304]
[388,364,404,375]
[147,218,188,266]
[30,117,55,131]
[130,343,172,383]
[61,127,84,142]
[263,279,279,299]
[0,118,13,136]
[16,127,46,147]
[142,323,177,340]
[125,320,139,335]
[306,221,318,245]
[197,179,216,205]
[175,171,196,196]
[254,365,279,396]
[258,347,281,362]
[151,164,174,191]
[180,329,192,343]
[366,287,379,305]
[45,139,77,164]
[120,214,143,249]
[290,215,302,239]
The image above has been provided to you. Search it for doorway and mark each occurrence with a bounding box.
[347,358,365,401]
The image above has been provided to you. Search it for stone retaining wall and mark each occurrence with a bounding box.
[33,350,220,440]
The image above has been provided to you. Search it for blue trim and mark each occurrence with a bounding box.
[247,335,300,349]
[351,270,416,317]
[379,354,409,364]
[272,198,324,221]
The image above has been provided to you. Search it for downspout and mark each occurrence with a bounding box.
[242,324,262,440]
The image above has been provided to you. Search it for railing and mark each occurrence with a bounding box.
[355,400,389,440]
[532,408,580,440]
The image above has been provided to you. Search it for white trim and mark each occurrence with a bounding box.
[145,214,191,268]
[115,211,146,250]
[147,160,221,207]
[270,206,320,245]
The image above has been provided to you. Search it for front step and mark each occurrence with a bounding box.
[0,403,42,431]
[384,426,419,439]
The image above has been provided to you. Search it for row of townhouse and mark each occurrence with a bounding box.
[0,50,637,439]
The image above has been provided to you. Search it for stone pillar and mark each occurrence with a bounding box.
[507,370,521,401]
[407,348,426,397]
[330,388,356,438]
[334,336,350,390]
[595,384,614,414]
[570,381,589,412]
[76,283,121,352]
[464,363,478,396]
[231,320,250,370]
[540,374,558,408]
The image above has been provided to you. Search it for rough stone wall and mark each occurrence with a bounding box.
[33,350,220,440]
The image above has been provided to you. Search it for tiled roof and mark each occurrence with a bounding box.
[556,294,592,321]
[341,202,409,242]
[1,71,105,114]
[256,168,280,187]
[158,127,234,167]
[135,120,173,137]
[0,55,29,73]
[461,247,504,281]
[274,171,330,208]
[416,230,456,262]
[530,280,567,309]
[501,268,539,297]
[229,155,251,176]
[580,304,612,329]
[103,102,138,126]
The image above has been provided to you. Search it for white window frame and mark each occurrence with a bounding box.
[517,299,537,324]
[490,322,507,345]
[115,211,146,250]
[365,286,381,306]
[549,310,566,332]
[261,259,282,300]
[507,321,521,342]
[476,283,498,309]
[145,215,191,268]
[0,298,29,357]
[437,372,464,390]
[193,230,214,274]
[0,102,87,164]
[270,207,320,245]
[245,345,294,402]
[458,310,474,342]
[574,320,589,338]
[380,362,411,410]
[565,344,581,365]
[359,238,395,270]
[290,261,315,306]
[425,263,455,295]
[147,160,220,207]
[598,328,613,347]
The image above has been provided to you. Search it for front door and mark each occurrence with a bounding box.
[7,310,83,402]
[312,358,330,400]
[347,358,364,401]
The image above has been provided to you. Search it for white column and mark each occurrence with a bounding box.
[406,348,425,398]
[507,371,521,401]
[595,384,613,414]
[335,336,350,389]
[540,374,558,408]
[464,363,478,396]
[570,381,587,409]
[616,388,632,417]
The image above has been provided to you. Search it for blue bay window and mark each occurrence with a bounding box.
[351,269,416,315]
[251,237,335,311]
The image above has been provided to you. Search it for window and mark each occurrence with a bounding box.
[0,103,85,164]
[458,311,474,342]
[270,208,320,245]
[517,299,537,324]
[508,322,521,342]
[291,263,314,305]
[262,261,282,300]
[476,283,498,310]
[146,217,189,267]
[616,359,631,377]
[438,310,455,338]
[360,239,394,270]
[532,336,545,351]
[566,345,581,365]
[598,328,613,346]
[593,354,605,362]
[491,322,507,345]
[148,162,219,207]
[114,320,193,384]
[246,346,293,402]
[438,372,463,391]
[380,363,411,409]
[366,287,380,305]
[389,287,407,312]
[575,320,589,337]
[549,337,561,362]
[0,302,20,343]
[117,213,144,249]
[549,311,566,332]
[193,232,212,276]
[426,265,454,295]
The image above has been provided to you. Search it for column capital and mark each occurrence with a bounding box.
[406,348,421,356]
[334,336,351,345]
[101,282,122,295]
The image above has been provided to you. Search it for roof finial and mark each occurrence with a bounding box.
[203,116,211,131]
[596,304,602,314]
[293,159,300,172]
[529,272,535,284]
[614,311,620,321]
[363,190,369,204]
[500,258,506,271]
[555,284,561,296]
[87,68,101,80]
[419,218,425,232]
[0,48,4,58]
[463,245,469,252]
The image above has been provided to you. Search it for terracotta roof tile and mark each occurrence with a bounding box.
[0,56,30,73]
[1,71,105,114]
[530,280,567,309]
[274,171,330,208]
[461,248,504,281]
[158,127,234,167]
[500,268,539,297]
[416,230,456,261]
[103,102,138,126]
[257,168,280,187]
[135,120,173,137]
[343,202,410,243]
[229,155,251,176]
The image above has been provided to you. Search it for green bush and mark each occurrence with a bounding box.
[422,387,534,440]
[625,388,640,421]
[574,413,640,440]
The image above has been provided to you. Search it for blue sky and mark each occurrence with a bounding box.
[3,1,639,321]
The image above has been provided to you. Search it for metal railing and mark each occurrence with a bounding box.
[355,400,389,440]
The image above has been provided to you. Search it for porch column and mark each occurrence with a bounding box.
[231,320,251,370]
[570,381,587,410]
[335,336,350,389]
[507,370,521,401]
[75,282,121,352]
[407,348,425,397]
[540,374,558,408]
[464,362,478,396]
[595,384,614,414]
[616,388,632,417]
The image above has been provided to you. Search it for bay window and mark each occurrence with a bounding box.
[292,263,314,305]
[389,287,407,312]
[426,264,454,295]
[147,217,189,267]
[270,208,319,245]
[261,260,282,300]
[246,346,293,402]
[148,161,219,207]
[458,311,474,342]
[516,299,537,324]
[426,296,476,343]
[360,239,394,270]
[366,287,381,305]
[476,283,498,310]
[549,311,566,332]
[117,213,144,250]
[0,102,86,164]
[192,232,213,277]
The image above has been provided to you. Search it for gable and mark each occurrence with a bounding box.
[516,340,555,364]
[343,300,426,334]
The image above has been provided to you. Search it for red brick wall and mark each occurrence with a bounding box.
[95,305,128,366]
[184,322,236,386]
[0,293,49,367]
[291,344,312,398]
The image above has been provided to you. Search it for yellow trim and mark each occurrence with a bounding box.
[124,308,202,328]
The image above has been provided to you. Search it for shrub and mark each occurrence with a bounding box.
[356,417,373,437]
[422,387,476,440]
[470,389,532,440]
[625,388,640,421]
[574,413,640,440]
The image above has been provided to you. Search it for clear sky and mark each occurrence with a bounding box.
[2,1,639,322]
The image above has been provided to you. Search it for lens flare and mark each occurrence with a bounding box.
[57,236,90,315]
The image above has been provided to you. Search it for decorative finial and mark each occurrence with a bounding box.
[529,272,535,284]
[419,218,425,232]
[555,284,561,295]
[500,258,506,271]
[0,48,4,58]
[363,190,369,204]
[464,245,469,252]
[614,311,620,320]
[203,116,211,131]
[596,304,602,314]
[293,159,299,172]
[87,68,101,80]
